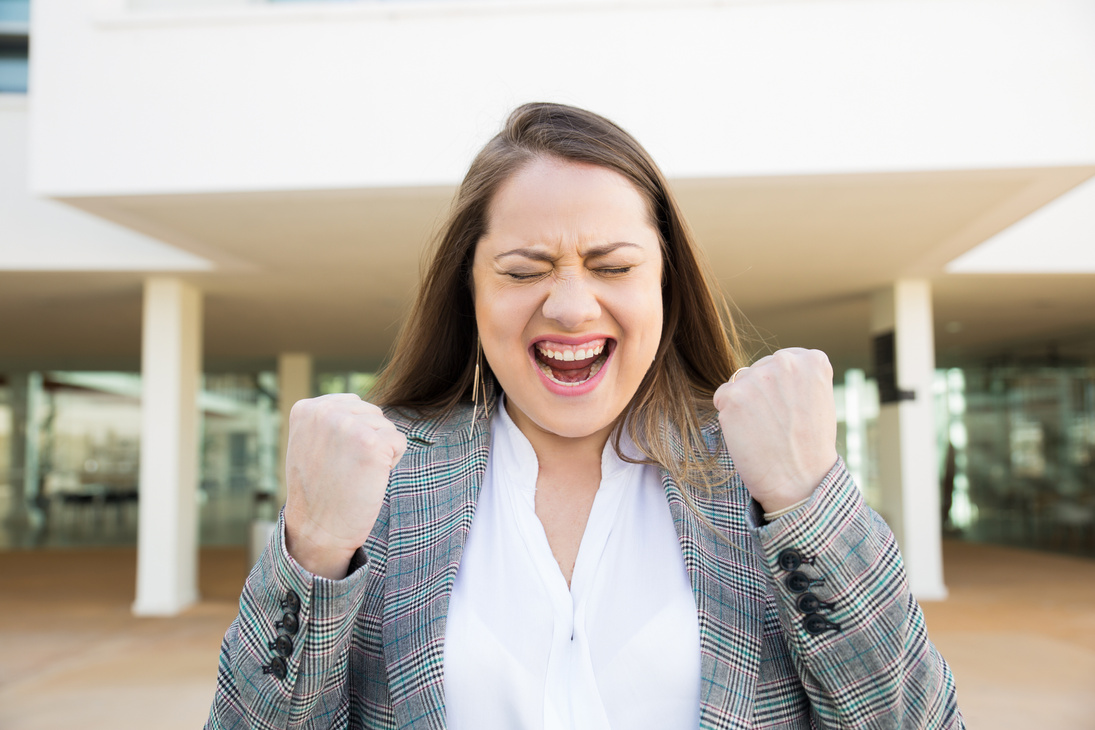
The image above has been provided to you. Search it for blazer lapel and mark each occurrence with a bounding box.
[382,404,490,730]
[662,426,769,730]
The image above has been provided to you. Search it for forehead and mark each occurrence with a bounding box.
[477,157,660,256]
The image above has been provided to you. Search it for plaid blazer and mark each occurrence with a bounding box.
[207,402,963,729]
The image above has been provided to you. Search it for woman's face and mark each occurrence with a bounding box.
[472,156,664,446]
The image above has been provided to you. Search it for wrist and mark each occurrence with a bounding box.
[284,510,358,580]
[755,454,838,514]
[757,492,811,515]
[762,495,812,521]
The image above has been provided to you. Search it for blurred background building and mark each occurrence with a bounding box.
[2,0,1094,615]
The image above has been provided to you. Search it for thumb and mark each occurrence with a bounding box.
[389,432,408,470]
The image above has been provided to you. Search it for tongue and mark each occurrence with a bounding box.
[539,353,598,383]
[549,355,598,371]
[552,363,593,383]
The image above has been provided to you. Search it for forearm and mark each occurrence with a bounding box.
[206,511,370,730]
[751,460,964,729]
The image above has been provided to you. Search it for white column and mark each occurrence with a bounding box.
[276,353,313,507]
[871,279,948,600]
[6,372,44,528]
[134,277,202,616]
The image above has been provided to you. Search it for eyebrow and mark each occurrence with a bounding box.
[494,241,643,262]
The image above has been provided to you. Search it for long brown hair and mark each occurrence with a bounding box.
[372,102,743,492]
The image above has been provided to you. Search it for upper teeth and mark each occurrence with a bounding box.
[537,343,605,361]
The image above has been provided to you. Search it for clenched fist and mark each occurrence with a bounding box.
[283,394,407,580]
[713,348,838,515]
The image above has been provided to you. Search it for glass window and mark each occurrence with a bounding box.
[838,359,1095,559]
[0,0,29,94]
[0,371,282,550]
[0,0,29,24]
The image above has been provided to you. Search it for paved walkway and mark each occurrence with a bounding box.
[919,541,1095,729]
[1,541,1092,729]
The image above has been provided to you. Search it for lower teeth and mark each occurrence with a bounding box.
[537,356,605,386]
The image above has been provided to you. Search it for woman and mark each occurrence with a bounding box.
[206,103,963,729]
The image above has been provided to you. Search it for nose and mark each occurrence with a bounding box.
[541,274,601,330]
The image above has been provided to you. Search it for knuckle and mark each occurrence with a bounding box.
[289,397,315,423]
[356,422,381,446]
[321,392,361,406]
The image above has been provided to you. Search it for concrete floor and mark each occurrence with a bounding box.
[0,541,1093,729]
[918,542,1095,729]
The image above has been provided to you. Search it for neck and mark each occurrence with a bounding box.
[503,400,614,471]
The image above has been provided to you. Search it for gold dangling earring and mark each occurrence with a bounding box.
[469,339,483,439]
[479,341,490,423]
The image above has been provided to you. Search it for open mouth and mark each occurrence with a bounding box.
[532,338,612,387]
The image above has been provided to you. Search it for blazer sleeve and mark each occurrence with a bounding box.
[750,459,965,729]
[205,511,370,730]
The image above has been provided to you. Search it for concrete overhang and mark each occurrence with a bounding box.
[3,165,1093,373]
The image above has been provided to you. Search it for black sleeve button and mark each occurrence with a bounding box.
[797,593,821,613]
[276,612,299,635]
[282,589,301,614]
[785,571,813,593]
[803,614,841,635]
[796,592,835,614]
[262,656,288,680]
[777,549,803,572]
[269,634,294,657]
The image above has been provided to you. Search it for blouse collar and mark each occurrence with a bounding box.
[492,394,644,502]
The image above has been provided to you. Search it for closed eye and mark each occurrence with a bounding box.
[596,266,632,276]
[506,271,547,281]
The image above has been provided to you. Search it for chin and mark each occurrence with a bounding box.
[521,395,623,441]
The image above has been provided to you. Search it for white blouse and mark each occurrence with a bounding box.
[443,400,701,730]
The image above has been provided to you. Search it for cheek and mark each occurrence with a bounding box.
[632,307,664,377]
[474,288,532,370]
[629,278,664,342]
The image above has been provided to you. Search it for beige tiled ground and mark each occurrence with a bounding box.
[919,542,1095,730]
[0,548,244,730]
[1,541,1093,729]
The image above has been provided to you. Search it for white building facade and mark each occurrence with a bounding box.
[3,0,1095,614]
